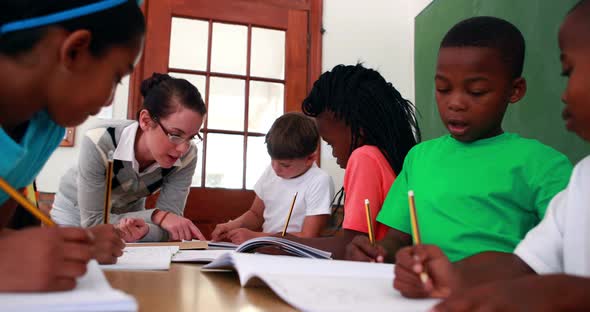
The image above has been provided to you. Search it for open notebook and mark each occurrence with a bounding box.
[100,246,179,271]
[0,260,137,312]
[235,236,331,259]
[172,249,231,263]
[203,253,439,312]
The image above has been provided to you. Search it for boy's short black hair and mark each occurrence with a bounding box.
[0,0,145,57]
[441,16,525,78]
[570,0,590,14]
[265,112,319,160]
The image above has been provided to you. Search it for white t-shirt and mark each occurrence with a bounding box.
[254,163,334,233]
[515,155,590,276]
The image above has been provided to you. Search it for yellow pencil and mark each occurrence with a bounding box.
[364,199,375,245]
[103,151,114,224]
[281,192,298,237]
[408,190,428,283]
[0,177,56,227]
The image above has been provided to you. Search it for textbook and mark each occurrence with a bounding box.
[0,260,137,312]
[100,246,179,271]
[126,240,208,250]
[172,249,231,263]
[235,236,331,259]
[202,253,439,312]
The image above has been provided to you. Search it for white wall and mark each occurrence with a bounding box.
[36,0,435,193]
[36,77,131,192]
[320,0,432,191]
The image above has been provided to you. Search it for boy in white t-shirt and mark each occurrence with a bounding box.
[211,112,334,244]
[391,1,590,310]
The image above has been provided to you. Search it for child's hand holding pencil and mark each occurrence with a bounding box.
[393,244,457,299]
[345,235,388,262]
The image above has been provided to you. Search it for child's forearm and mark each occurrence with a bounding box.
[453,251,535,290]
[281,232,355,259]
[233,210,264,230]
[286,231,314,238]
[553,275,590,310]
[380,228,412,263]
[0,199,18,229]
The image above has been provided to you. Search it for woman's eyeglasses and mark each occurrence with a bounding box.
[153,118,203,145]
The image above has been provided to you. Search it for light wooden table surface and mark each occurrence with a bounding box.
[104,263,297,312]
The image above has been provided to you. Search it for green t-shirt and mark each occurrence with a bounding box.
[376,133,572,262]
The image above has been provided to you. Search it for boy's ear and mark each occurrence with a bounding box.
[509,77,527,104]
[59,30,93,70]
[306,151,318,164]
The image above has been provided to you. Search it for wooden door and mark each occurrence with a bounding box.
[133,0,322,237]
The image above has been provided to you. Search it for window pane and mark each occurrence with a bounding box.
[251,27,285,79]
[208,77,245,131]
[246,136,270,189]
[168,72,206,97]
[191,141,204,187]
[210,23,247,75]
[205,134,243,189]
[169,18,208,71]
[248,81,284,133]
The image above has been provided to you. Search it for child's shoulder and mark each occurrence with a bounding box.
[350,145,388,163]
[572,155,590,177]
[405,134,452,155]
[305,163,332,180]
[506,133,569,160]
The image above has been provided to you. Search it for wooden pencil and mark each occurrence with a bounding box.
[281,192,298,237]
[103,151,114,224]
[364,199,375,245]
[0,177,55,227]
[408,190,428,283]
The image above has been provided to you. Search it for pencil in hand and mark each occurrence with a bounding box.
[103,150,114,224]
[408,190,429,284]
[281,192,298,237]
[0,177,55,227]
[364,199,375,246]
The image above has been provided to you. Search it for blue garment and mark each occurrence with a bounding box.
[0,110,64,205]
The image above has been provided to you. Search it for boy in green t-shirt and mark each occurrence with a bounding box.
[345,16,573,263]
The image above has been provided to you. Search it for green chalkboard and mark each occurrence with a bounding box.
[415,0,590,163]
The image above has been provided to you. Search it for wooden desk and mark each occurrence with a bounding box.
[105,263,296,312]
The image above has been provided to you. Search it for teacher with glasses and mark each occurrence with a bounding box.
[51,73,207,242]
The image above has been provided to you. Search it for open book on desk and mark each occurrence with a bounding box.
[202,253,439,312]
[101,246,179,271]
[0,260,137,312]
[170,237,329,264]
[172,249,231,263]
[126,240,208,250]
[235,236,331,259]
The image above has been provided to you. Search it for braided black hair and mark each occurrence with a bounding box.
[302,63,420,175]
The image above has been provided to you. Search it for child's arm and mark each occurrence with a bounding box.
[280,229,365,259]
[284,214,330,238]
[0,227,92,292]
[226,214,331,244]
[431,275,590,312]
[87,224,125,264]
[0,198,17,229]
[344,227,412,263]
[211,196,265,241]
[394,245,534,299]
